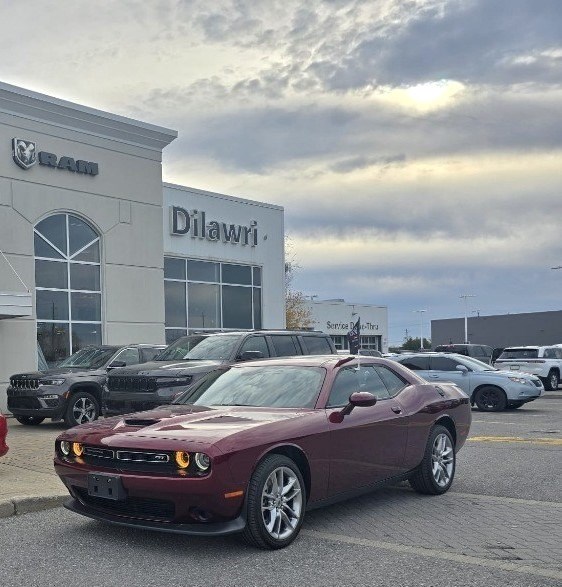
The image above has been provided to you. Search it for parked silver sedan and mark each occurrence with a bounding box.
[394,353,543,411]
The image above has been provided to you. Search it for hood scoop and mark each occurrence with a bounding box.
[123,418,161,427]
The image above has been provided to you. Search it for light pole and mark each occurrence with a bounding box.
[459,294,475,343]
[413,310,426,350]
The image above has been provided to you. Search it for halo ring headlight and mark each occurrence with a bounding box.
[174,451,190,469]
[60,441,71,456]
[72,442,84,457]
[194,452,211,471]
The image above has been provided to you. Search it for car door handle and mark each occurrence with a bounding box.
[391,406,402,414]
[427,374,439,378]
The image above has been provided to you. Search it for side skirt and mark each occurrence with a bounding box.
[307,470,415,511]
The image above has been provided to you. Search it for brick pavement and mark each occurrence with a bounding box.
[1,415,561,577]
[304,485,562,572]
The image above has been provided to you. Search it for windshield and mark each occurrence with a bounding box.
[498,349,539,360]
[58,347,118,369]
[155,336,208,360]
[457,356,497,372]
[184,366,326,408]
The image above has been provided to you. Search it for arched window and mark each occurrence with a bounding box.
[34,213,102,364]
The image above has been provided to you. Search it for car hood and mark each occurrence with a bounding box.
[61,404,314,449]
[107,360,225,377]
[11,367,106,378]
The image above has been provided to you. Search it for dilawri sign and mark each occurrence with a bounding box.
[170,205,258,247]
[12,138,99,176]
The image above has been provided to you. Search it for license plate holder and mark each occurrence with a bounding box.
[87,472,126,501]
[510,365,520,370]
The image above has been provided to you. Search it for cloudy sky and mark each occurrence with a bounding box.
[1,0,561,345]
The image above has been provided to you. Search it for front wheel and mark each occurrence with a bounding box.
[543,370,559,391]
[243,454,306,549]
[15,416,45,426]
[64,392,99,427]
[474,386,507,412]
[409,425,456,495]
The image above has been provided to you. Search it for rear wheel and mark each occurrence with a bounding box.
[409,425,456,495]
[64,392,99,427]
[242,454,305,550]
[15,416,45,426]
[474,386,507,412]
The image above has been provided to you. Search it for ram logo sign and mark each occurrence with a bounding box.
[12,139,37,170]
[11,138,99,176]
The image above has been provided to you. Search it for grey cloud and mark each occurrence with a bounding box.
[312,0,562,90]
[330,154,406,173]
[158,87,562,172]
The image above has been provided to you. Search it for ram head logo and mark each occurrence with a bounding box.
[12,138,37,170]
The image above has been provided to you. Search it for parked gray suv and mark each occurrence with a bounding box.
[103,330,337,416]
[7,344,165,427]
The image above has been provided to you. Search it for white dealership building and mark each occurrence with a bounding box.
[0,82,284,412]
[304,299,389,352]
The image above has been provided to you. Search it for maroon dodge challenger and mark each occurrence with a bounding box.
[54,356,471,549]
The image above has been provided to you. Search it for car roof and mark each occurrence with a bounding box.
[236,355,395,369]
[397,352,466,359]
[183,330,329,337]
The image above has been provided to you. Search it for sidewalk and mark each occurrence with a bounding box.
[0,419,67,516]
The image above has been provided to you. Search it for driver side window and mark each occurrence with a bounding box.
[238,336,270,358]
[113,347,140,366]
[327,367,389,408]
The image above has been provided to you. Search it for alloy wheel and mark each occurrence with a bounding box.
[431,433,454,488]
[261,466,303,540]
[72,397,96,425]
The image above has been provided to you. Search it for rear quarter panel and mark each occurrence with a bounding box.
[398,383,471,470]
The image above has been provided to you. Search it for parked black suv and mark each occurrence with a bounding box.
[103,330,337,416]
[7,344,165,427]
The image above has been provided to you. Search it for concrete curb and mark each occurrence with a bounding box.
[0,494,67,519]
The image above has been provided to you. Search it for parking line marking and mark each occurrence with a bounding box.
[468,436,562,445]
[302,529,562,581]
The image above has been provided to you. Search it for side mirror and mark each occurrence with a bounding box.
[455,364,469,374]
[107,361,127,370]
[237,350,264,362]
[329,391,377,423]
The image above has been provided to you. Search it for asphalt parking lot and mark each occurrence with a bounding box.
[0,396,561,586]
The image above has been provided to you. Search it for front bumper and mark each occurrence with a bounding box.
[64,498,245,536]
[55,456,246,531]
[102,390,177,417]
[7,386,66,418]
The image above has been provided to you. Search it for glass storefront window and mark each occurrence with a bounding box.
[164,257,262,336]
[34,214,102,364]
[188,283,220,328]
[222,285,252,329]
[165,281,186,327]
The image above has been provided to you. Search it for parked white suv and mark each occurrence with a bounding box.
[494,346,562,390]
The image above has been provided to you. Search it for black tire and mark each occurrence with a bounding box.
[242,454,306,550]
[409,425,456,495]
[64,391,100,427]
[543,370,559,391]
[15,416,45,426]
[474,386,507,412]
[506,403,524,410]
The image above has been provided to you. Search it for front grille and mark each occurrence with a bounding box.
[84,447,114,459]
[75,488,175,521]
[81,445,176,473]
[10,378,39,390]
[107,376,157,393]
[8,397,41,410]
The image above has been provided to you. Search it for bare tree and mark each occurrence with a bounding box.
[285,236,313,330]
